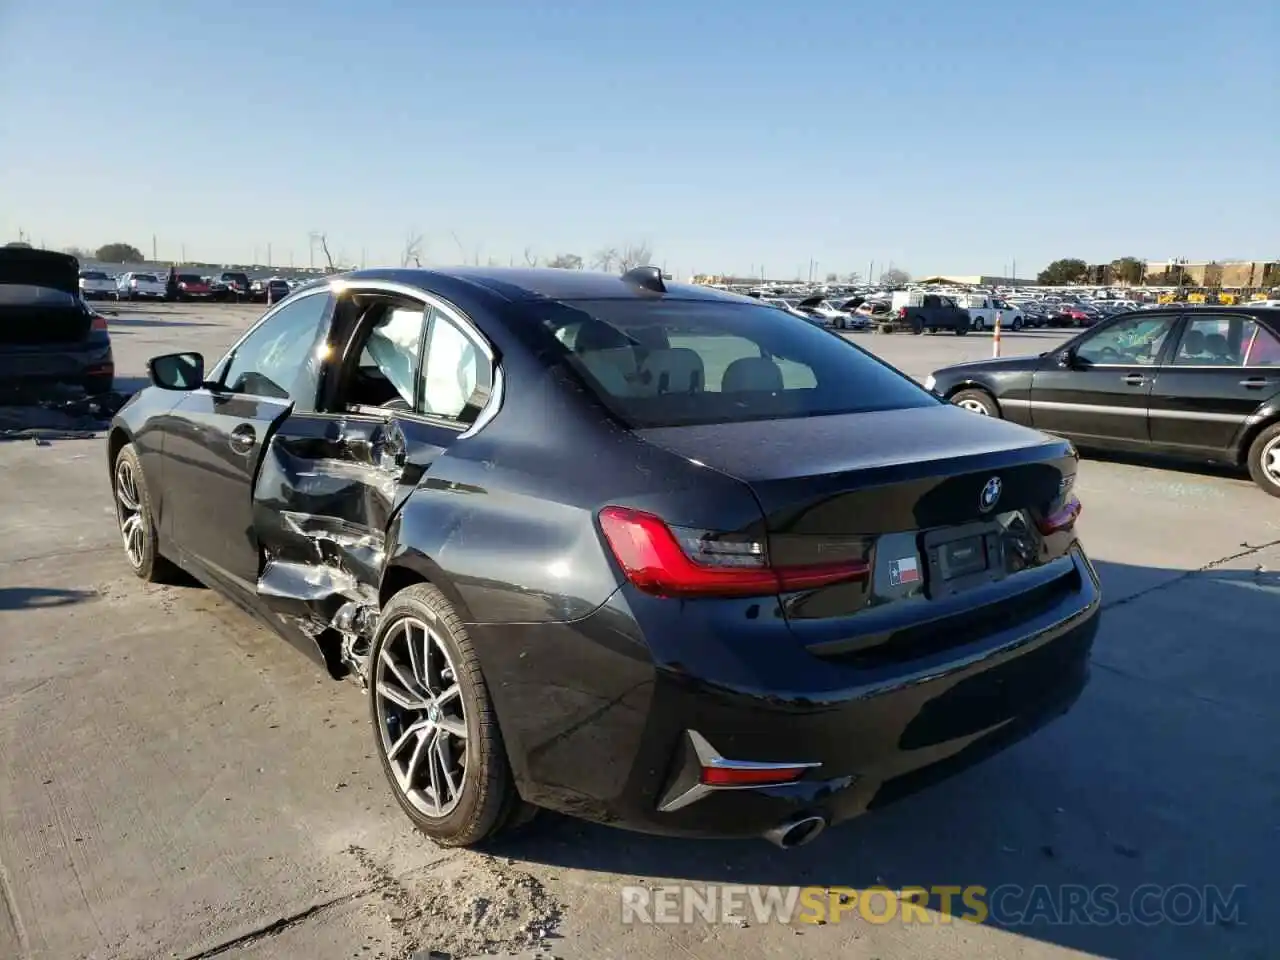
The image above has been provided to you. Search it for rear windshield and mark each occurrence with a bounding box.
[79,271,109,280]
[134,274,158,282]
[0,285,79,307]
[537,298,936,428]
[178,274,202,282]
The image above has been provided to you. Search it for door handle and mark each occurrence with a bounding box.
[1123,374,1146,385]
[229,424,257,455]
[1239,377,1271,389]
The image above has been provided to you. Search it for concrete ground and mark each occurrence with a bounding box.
[1,302,1276,960]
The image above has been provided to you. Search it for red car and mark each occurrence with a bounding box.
[1055,306,1096,328]
[176,274,211,300]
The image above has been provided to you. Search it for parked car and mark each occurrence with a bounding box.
[926,306,1280,496]
[891,291,971,335]
[107,266,1097,848]
[176,274,212,300]
[1051,305,1097,328]
[956,295,1026,332]
[115,272,166,300]
[795,295,861,330]
[855,300,891,319]
[78,269,116,301]
[0,248,113,395]
[220,271,251,300]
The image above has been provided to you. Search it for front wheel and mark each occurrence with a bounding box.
[1247,423,1280,498]
[113,444,180,582]
[369,583,525,847]
[972,316,986,331]
[1011,317,1024,331]
[951,388,1001,418]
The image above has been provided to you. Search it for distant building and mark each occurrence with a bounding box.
[916,275,1036,288]
[1085,260,1279,288]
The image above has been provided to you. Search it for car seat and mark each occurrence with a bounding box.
[721,356,784,392]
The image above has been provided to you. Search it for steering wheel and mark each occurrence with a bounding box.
[1097,346,1122,361]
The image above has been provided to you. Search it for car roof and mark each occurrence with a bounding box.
[340,266,748,305]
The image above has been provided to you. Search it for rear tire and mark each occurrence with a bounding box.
[972,316,986,331]
[83,374,114,395]
[951,388,1001,418]
[1247,422,1280,498]
[954,317,970,336]
[911,317,924,335]
[369,583,523,847]
[1011,316,1024,331]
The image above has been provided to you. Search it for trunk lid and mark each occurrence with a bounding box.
[0,248,80,295]
[0,250,91,344]
[637,405,1080,661]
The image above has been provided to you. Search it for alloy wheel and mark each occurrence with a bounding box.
[1263,437,1280,485]
[957,398,991,415]
[114,458,146,568]
[374,616,469,818]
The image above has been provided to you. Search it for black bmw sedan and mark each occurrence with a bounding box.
[927,306,1280,497]
[107,267,1098,848]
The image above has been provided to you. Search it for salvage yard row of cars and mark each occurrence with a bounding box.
[80,267,298,303]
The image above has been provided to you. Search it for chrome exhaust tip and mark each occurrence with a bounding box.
[764,815,827,849]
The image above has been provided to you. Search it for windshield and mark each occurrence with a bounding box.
[0,285,79,306]
[536,298,936,428]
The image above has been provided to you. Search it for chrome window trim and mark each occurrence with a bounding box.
[328,278,503,437]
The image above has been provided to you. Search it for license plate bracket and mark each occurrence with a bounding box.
[922,520,1006,599]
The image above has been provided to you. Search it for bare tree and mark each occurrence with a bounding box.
[616,242,654,273]
[880,267,911,287]
[592,247,619,273]
[522,246,539,267]
[842,271,862,284]
[401,230,424,267]
[546,253,584,270]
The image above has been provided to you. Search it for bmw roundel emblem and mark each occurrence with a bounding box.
[979,476,1002,512]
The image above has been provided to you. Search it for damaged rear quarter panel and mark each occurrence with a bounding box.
[384,448,622,624]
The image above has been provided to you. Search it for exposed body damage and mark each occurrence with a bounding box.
[251,412,411,682]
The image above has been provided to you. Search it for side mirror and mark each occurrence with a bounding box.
[1056,350,1075,369]
[148,351,205,390]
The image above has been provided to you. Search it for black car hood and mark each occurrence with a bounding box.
[937,353,1045,375]
[0,248,79,295]
[637,403,1063,484]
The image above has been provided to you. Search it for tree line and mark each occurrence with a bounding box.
[1037,257,1190,286]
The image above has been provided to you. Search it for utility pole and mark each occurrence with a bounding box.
[152,235,157,260]
[180,243,186,263]
[869,260,874,284]
[267,243,272,267]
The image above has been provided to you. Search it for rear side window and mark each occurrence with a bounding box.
[538,298,935,428]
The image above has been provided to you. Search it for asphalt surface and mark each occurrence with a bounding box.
[1,303,1276,960]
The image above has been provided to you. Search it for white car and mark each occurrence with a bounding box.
[78,269,116,300]
[115,271,166,300]
[796,295,865,330]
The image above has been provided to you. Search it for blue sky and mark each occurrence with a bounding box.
[1,0,1275,279]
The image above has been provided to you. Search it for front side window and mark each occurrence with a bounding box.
[221,292,329,400]
[536,298,935,428]
[419,309,492,422]
[1075,313,1177,366]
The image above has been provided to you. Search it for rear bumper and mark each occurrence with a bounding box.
[0,340,113,389]
[472,546,1100,840]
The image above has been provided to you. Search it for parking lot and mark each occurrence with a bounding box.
[1,302,1276,960]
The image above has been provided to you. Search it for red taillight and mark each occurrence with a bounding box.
[898,307,907,318]
[1037,496,1082,535]
[90,314,108,331]
[598,506,869,598]
[700,765,808,787]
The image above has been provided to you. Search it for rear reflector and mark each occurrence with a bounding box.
[700,765,809,787]
[90,314,108,331]
[598,505,869,598]
[1037,496,1082,534]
